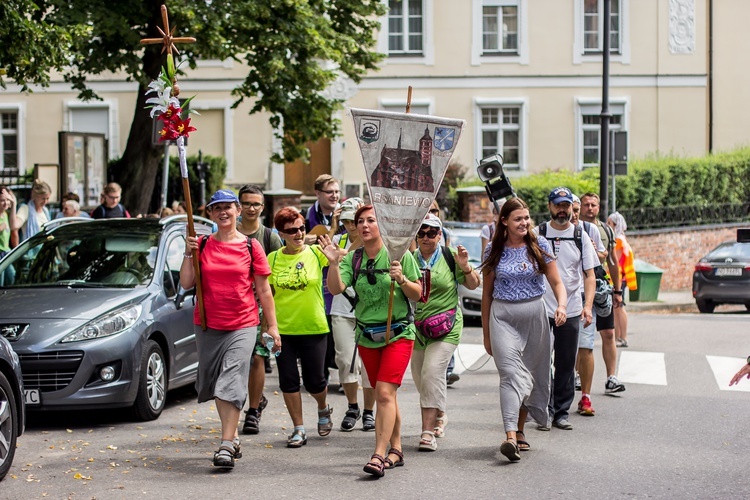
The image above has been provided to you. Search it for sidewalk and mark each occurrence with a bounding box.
[626,289,696,313]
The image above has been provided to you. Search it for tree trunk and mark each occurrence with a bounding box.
[114,11,164,216]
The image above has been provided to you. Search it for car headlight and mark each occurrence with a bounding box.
[61,304,142,343]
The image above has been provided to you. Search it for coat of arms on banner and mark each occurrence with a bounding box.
[350,108,465,260]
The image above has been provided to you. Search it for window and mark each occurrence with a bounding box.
[388,0,424,55]
[577,100,627,170]
[479,106,522,170]
[0,112,18,171]
[583,0,621,54]
[482,1,519,54]
[163,235,187,298]
[381,102,430,116]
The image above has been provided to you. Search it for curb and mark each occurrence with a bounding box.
[628,302,697,314]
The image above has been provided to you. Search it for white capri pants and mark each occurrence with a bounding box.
[331,315,371,388]
[410,340,457,411]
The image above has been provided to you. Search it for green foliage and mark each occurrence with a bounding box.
[0,0,79,90]
[168,154,227,211]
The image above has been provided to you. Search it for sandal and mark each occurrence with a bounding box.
[232,438,243,459]
[286,428,307,448]
[516,431,530,452]
[318,405,333,437]
[340,407,361,432]
[418,430,437,452]
[384,448,404,469]
[213,443,236,468]
[434,413,447,438]
[363,454,386,478]
[500,439,521,462]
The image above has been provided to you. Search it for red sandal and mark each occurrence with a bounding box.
[363,454,386,477]
[384,448,404,469]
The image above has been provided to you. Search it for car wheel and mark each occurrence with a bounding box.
[696,299,716,314]
[0,371,19,481]
[745,303,750,312]
[132,340,167,421]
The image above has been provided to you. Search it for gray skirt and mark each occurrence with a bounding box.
[194,325,255,410]
[489,296,552,432]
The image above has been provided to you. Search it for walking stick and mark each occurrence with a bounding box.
[385,86,413,344]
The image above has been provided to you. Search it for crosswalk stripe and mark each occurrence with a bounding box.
[706,355,750,392]
[617,351,667,386]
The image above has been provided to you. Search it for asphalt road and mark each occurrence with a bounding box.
[3,310,749,499]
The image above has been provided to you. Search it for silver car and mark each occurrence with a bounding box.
[0,216,212,420]
[0,334,24,481]
[446,224,484,322]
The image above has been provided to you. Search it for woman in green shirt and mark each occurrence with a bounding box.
[322,205,422,478]
[411,214,480,452]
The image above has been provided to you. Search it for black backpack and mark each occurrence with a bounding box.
[538,221,602,279]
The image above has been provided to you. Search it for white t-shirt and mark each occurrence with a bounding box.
[535,222,597,318]
[480,223,495,241]
[580,220,604,258]
[329,233,357,318]
[16,204,49,228]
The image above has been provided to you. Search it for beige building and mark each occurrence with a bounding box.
[0,0,746,200]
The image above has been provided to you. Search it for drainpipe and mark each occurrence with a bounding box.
[708,0,713,153]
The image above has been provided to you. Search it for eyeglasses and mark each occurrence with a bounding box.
[318,189,341,196]
[365,259,377,285]
[417,228,440,239]
[241,202,264,209]
[429,208,440,215]
[279,225,306,235]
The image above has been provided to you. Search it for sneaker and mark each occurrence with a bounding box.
[553,418,573,430]
[340,407,361,432]
[605,376,626,394]
[446,372,460,386]
[362,411,375,432]
[536,424,551,431]
[577,395,595,416]
[574,372,581,391]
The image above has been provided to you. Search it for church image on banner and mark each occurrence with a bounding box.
[370,127,435,193]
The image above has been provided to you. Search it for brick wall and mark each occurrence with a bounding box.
[456,187,495,223]
[629,225,745,291]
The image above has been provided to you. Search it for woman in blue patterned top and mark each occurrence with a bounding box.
[481,197,567,462]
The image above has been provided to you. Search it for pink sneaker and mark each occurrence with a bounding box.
[577,395,595,416]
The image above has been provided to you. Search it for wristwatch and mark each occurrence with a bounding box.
[613,290,623,295]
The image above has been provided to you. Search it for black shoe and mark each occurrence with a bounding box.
[257,394,269,420]
[340,407,361,432]
[362,411,375,432]
[242,412,259,435]
[264,357,272,374]
[446,372,460,386]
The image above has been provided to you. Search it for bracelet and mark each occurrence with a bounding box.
[613,290,622,295]
[398,277,407,286]
[462,266,473,274]
[183,253,193,259]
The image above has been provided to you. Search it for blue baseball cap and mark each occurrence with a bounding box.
[206,189,239,208]
[548,187,574,205]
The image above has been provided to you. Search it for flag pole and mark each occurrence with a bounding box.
[385,85,413,344]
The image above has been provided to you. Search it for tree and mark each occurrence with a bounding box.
[6,1,386,213]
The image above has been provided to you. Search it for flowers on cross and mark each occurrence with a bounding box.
[145,67,197,142]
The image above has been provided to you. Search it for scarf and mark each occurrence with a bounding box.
[23,200,49,241]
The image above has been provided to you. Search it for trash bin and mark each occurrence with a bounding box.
[629,259,664,302]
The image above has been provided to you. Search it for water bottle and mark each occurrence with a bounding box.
[261,332,280,357]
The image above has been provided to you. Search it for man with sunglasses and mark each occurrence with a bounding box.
[237,185,283,436]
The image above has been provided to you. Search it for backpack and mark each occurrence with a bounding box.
[349,246,415,316]
[199,235,256,275]
[538,220,607,286]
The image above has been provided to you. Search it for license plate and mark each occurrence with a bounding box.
[24,389,40,406]
[715,267,742,277]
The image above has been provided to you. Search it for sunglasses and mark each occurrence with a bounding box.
[417,228,440,239]
[280,225,306,235]
[429,208,440,215]
[241,202,264,209]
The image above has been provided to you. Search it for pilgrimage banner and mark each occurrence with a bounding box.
[350,108,465,260]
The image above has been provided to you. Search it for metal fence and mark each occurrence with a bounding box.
[531,202,750,231]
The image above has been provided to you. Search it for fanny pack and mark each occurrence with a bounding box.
[357,321,408,343]
[415,308,457,340]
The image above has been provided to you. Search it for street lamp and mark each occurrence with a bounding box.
[476,153,515,213]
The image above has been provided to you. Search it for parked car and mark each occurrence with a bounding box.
[0,334,24,481]
[445,223,484,322]
[0,215,213,420]
[692,228,750,313]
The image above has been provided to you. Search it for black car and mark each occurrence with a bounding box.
[0,334,24,481]
[692,228,750,313]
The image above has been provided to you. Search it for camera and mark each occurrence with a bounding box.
[477,154,514,201]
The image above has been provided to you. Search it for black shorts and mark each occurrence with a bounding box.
[596,308,615,331]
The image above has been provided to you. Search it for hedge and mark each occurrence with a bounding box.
[451,147,750,216]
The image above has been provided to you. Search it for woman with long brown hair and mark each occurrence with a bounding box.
[481,197,567,462]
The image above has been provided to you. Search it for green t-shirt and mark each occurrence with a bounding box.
[412,247,466,349]
[0,212,9,252]
[243,225,283,255]
[339,247,420,348]
[268,245,329,335]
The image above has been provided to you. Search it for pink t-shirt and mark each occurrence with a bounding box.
[194,236,271,330]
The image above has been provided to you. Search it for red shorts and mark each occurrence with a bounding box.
[358,338,414,387]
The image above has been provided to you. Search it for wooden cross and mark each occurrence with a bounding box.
[140,5,196,57]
